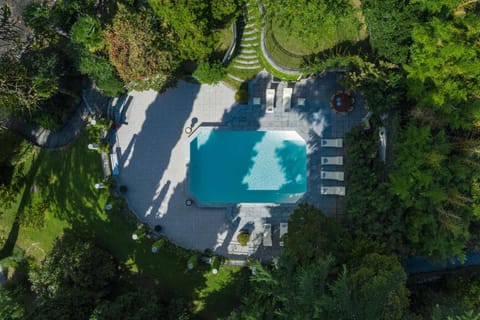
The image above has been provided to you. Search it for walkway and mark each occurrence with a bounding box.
[6,84,109,149]
[226,0,263,84]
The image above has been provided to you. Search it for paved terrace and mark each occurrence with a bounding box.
[114,71,366,260]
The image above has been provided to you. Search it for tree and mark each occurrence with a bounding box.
[283,203,341,264]
[29,290,96,320]
[193,61,226,84]
[361,0,414,63]
[404,16,480,128]
[73,46,124,96]
[149,0,217,61]
[90,289,191,320]
[30,230,118,299]
[105,4,179,91]
[0,287,24,320]
[389,124,475,259]
[71,15,105,52]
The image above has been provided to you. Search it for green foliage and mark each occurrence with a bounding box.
[234,88,248,104]
[284,203,341,264]
[74,47,125,96]
[193,61,226,84]
[265,0,360,52]
[211,0,241,23]
[71,15,105,52]
[236,232,250,246]
[362,0,413,63]
[344,128,404,252]
[29,230,118,299]
[390,124,475,259]
[30,290,96,320]
[404,17,480,128]
[105,4,178,91]
[149,0,217,61]
[0,287,24,320]
[90,289,191,320]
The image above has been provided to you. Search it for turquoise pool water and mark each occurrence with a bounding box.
[189,130,307,204]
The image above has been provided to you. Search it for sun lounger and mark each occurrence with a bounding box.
[321,138,343,148]
[321,156,343,165]
[263,223,272,247]
[279,223,288,247]
[109,153,119,175]
[297,98,306,107]
[266,89,275,113]
[282,87,292,112]
[321,170,344,181]
[321,186,346,196]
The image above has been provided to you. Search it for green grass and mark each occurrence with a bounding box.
[257,47,300,81]
[0,127,246,319]
[265,0,368,70]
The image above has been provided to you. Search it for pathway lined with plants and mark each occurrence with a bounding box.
[226,1,263,86]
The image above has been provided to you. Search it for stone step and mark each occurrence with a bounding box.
[235,58,259,65]
[243,28,258,35]
[238,53,258,59]
[233,64,261,70]
[240,42,259,47]
[244,23,256,29]
[241,48,256,54]
[243,36,257,41]
[227,73,245,82]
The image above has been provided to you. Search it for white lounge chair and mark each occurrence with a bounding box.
[321,138,343,148]
[266,89,275,113]
[263,223,272,247]
[282,87,292,112]
[321,156,343,165]
[109,153,119,175]
[321,186,346,196]
[279,223,288,247]
[321,170,344,181]
[297,98,306,107]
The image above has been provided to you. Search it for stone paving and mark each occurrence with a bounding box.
[114,72,366,260]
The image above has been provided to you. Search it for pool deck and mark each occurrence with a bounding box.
[113,71,366,260]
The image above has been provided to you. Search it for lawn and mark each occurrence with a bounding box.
[265,0,368,69]
[0,127,246,319]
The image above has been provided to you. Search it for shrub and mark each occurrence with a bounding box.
[235,88,248,104]
[71,15,105,52]
[237,232,250,246]
[211,255,224,271]
[193,61,226,84]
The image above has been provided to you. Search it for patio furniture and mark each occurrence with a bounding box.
[321,170,344,181]
[297,98,306,107]
[321,186,346,196]
[279,223,288,247]
[109,153,119,175]
[330,91,354,114]
[266,89,275,113]
[321,156,343,165]
[263,223,272,247]
[321,138,343,148]
[282,87,292,112]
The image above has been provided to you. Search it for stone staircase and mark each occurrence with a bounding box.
[227,0,263,85]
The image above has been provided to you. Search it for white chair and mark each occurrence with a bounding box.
[321,186,346,196]
[266,89,275,113]
[263,223,272,247]
[321,171,344,181]
[282,87,292,112]
[321,138,343,148]
[279,223,288,247]
[297,98,306,107]
[321,156,343,165]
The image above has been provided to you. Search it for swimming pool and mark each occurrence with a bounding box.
[189,130,307,204]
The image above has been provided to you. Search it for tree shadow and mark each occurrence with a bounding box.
[0,150,45,259]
